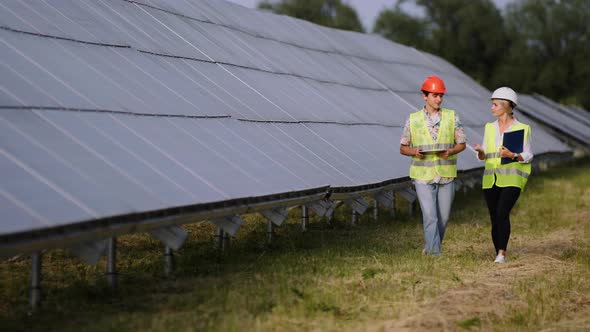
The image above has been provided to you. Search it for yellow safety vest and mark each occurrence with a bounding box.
[409,108,457,180]
[482,122,532,190]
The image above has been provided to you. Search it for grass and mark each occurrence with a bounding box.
[1,158,589,331]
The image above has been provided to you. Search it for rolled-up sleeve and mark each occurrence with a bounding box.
[519,128,534,163]
[400,117,411,146]
[454,113,467,144]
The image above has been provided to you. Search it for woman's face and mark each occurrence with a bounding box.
[490,99,508,117]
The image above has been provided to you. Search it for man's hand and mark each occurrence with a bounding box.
[400,145,425,158]
[415,149,425,159]
[436,149,452,159]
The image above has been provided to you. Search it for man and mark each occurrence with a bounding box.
[400,75,466,256]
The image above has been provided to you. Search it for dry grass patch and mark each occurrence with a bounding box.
[367,225,589,332]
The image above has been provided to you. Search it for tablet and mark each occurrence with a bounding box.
[420,149,446,154]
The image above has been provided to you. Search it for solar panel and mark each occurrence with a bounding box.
[0,0,575,260]
[533,94,590,127]
[518,95,590,144]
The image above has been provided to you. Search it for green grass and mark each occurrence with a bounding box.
[1,158,589,331]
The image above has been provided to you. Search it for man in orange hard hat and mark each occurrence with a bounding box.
[400,75,467,256]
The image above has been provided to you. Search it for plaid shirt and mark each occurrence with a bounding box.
[400,108,467,184]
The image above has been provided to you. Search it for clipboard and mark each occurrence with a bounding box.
[501,129,524,164]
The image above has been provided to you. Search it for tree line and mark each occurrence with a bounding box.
[258,0,590,110]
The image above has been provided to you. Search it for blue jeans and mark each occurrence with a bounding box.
[414,181,455,256]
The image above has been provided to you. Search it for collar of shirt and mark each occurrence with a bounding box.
[493,117,520,132]
[422,108,441,127]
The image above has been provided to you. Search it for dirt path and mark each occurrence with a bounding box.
[369,228,590,331]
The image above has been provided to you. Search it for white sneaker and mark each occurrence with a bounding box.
[494,254,505,264]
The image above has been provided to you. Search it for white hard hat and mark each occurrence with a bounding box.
[491,87,518,106]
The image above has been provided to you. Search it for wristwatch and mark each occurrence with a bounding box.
[513,153,518,160]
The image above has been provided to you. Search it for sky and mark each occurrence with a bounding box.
[224,0,514,32]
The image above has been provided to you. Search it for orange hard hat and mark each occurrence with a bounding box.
[421,75,446,94]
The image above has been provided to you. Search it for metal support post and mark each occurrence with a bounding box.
[301,205,308,232]
[223,231,231,249]
[391,195,396,219]
[266,220,274,244]
[373,199,378,221]
[163,245,174,277]
[106,237,117,289]
[215,226,224,251]
[29,252,42,311]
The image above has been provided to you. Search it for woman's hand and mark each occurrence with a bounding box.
[499,146,514,158]
[474,144,484,153]
[474,144,485,160]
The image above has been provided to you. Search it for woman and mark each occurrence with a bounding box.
[474,87,533,263]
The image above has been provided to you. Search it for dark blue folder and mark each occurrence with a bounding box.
[501,129,524,164]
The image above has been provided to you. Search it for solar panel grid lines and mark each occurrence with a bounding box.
[4,0,471,89]
[3,0,472,107]
[0,184,331,259]
[570,105,590,121]
[110,49,210,116]
[0,33,99,110]
[1,30,249,118]
[285,124,369,183]
[233,122,340,185]
[533,94,590,127]
[165,118,270,190]
[127,1,390,90]
[222,66,387,123]
[0,188,52,232]
[0,3,572,152]
[518,95,590,144]
[31,111,172,207]
[0,0,577,264]
[38,0,126,44]
[1,146,101,217]
[188,119,312,188]
[0,1,69,39]
[1,109,346,236]
[127,0,478,85]
[569,105,590,122]
[0,112,164,207]
[0,147,98,229]
[304,124,409,181]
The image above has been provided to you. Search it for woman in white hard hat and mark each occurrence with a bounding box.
[474,87,533,263]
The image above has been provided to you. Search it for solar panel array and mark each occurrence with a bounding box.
[534,94,590,126]
[0,0,573,257]
[518,94,590,145]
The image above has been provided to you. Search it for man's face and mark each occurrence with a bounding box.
[423,92,444,110]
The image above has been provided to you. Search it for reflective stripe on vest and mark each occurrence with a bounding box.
[485,152,500,159]
[482,122,532,190]
[412,143,455,150]
[483,168,530,179]
[409,108,457,180]
[412,159,458,167]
